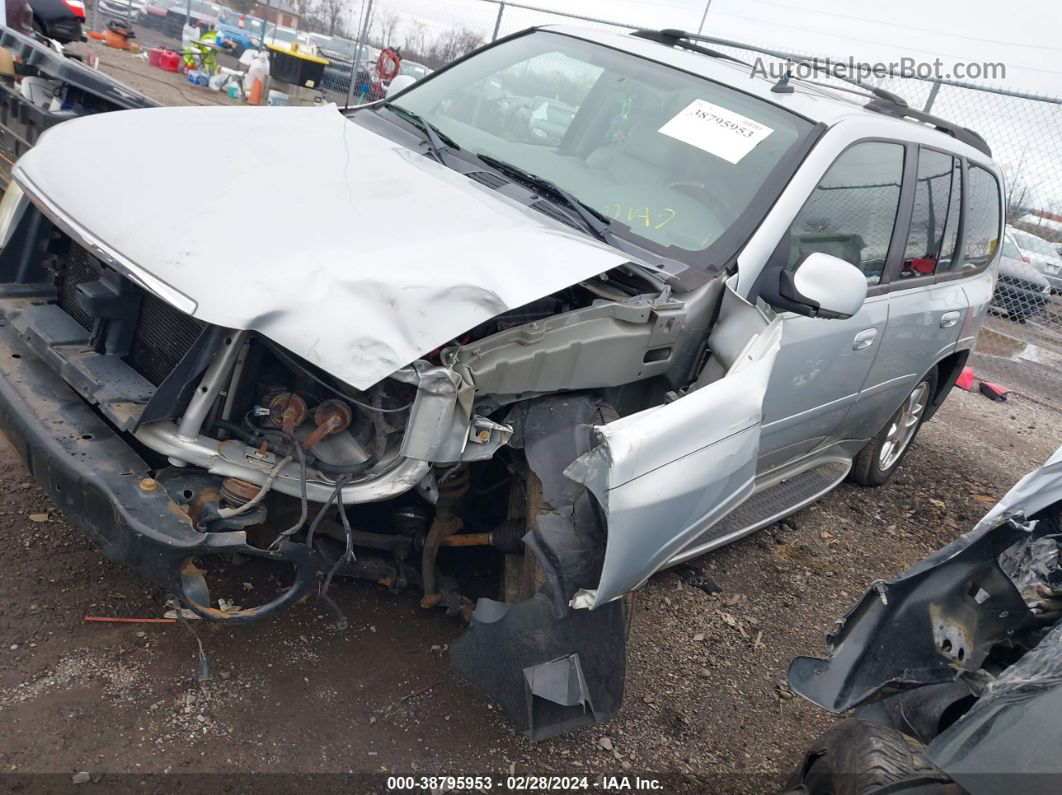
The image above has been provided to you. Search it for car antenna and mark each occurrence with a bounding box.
[771,63,795,94]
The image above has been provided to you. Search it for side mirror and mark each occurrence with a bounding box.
[385,74,417,97]
[760,253,868,319]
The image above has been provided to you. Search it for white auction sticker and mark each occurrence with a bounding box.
[658,99,774,164]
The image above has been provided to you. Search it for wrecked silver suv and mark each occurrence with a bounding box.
[0,26,1003,738]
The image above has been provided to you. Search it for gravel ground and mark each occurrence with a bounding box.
[3,36,1061,792]
[1,387,1057,792]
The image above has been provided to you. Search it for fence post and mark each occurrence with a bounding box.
[346,0,374,108]
[492,3,505,41]
[697,0,713,34]
[923,80,941,112]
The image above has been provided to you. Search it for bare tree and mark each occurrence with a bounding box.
[227,0,256,15]
[375,9,401,48]
[1002,151,1034,223]
[293,0,313,29]
[402,19,427,58]
[318,0,346,36]
[425,28,484,68]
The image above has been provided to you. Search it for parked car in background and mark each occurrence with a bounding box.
[528,96,576,144]
[98,0,146,22]
[137,0,174,30]
[262,24,316,55]
[786,446,1062,795]
[5,0,34,33]
[396,58,431,81]
[316,36,380,96]
[991,230,1051,320]
[0,26,1005,740]
[1011,227,1062,293]
[28,0,83,42]
[217,9,263,57]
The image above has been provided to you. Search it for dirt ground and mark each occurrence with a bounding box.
[3,33,1062,794]
[1,386,1057,792]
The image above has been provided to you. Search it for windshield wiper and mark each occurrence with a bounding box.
[381,102,460,167]
[476,153,679,285]
[475,153,615,245]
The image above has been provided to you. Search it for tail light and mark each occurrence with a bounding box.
[62,0,86,18]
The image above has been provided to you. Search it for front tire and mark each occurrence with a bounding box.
[849,369,936,487]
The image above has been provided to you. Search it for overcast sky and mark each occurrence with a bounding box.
[365,0,1062,96]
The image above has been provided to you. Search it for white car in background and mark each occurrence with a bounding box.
[98,0,147,21]
[1011,227,1062,293]
[263,25,318,56]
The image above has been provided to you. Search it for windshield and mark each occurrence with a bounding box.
[323,38,360,58]
[266,27,297,45]
[1015,230,1058,257]
[1002,234,1022,259]
[393,31,813,263]
[219,11,263,33]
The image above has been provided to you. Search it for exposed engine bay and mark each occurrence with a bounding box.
[96,262,721,738]
[131,264,682,610]
[0,123,776,739]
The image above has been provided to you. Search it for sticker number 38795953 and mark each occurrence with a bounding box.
[658,99,774,164]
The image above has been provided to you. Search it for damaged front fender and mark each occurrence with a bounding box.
[567,313,782,608]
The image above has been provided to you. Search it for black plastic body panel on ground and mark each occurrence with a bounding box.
[0,25,156,187]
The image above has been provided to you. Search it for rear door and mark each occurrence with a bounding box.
[848,151,997,437]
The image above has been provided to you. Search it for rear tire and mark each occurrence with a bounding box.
[785,718,958,795]
[849,369,937,487]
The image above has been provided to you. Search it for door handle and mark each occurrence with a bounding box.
[852,328,877,350]
[940,310,962,328]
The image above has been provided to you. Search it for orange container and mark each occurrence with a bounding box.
[105,29,131,50]
[248,77,263,106]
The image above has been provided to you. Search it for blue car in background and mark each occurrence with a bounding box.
[217,9,263,56]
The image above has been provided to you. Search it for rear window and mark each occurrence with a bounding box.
[963,164,1002,270]
[901,149,961,278]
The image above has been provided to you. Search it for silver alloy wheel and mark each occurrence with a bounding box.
[878,381,930,471]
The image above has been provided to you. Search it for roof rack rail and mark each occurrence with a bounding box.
[863,100,992,157]
[630,28,752,68]
[630,29,992,158]
[632,29,908,106]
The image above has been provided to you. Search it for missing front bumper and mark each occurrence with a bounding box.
[0,321,319,621]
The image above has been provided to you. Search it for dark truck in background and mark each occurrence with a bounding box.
[0,25,155,189]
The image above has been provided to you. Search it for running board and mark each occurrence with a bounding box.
[670,459,851,566]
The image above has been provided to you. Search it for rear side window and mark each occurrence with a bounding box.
[901,149,961,278]
[786,141,905,285]
[963,165,1003,269]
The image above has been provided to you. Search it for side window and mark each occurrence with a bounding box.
[963,164,1003,269]
[900,149,961,278]
[786,141,905,285]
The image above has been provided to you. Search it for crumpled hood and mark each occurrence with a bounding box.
[15,104,630,389]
